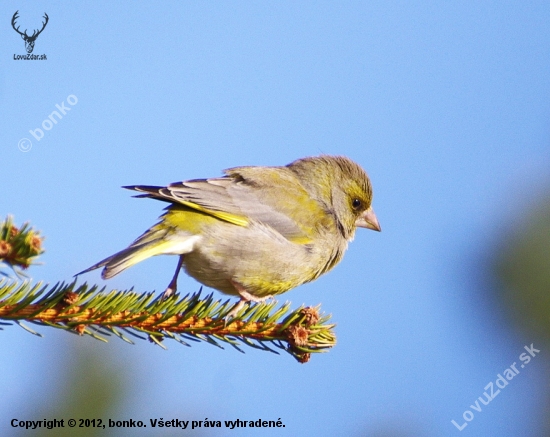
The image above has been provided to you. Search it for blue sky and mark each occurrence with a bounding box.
[1,2,550,436]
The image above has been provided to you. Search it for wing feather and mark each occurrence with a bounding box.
[124,165,328,243]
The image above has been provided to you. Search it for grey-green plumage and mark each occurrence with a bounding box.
[78,155,380,308]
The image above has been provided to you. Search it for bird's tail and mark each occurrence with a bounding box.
[75,221,189,279]
[77,240,169,279]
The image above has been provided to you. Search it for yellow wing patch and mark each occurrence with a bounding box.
[178,200,250,227]
[287,235,314,245]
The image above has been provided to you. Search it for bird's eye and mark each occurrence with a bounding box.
[352,198,362,210]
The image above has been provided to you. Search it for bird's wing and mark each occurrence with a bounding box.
[125,166,330,244]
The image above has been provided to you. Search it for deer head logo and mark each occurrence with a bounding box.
[11,11,49,54]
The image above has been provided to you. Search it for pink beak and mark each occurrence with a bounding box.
[355,207,381,232]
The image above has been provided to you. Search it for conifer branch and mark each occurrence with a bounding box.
[0,216,44,275]
[0,216,335,362]
[0,279,336,363]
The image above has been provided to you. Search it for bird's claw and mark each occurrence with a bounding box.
[161,286,175,300]
[224,299,246,325]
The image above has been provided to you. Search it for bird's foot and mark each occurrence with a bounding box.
[160,255,185,300]
[224,299,247,322]
[224,281,275,324]
[237,289,274,304]
[161,285,176,300]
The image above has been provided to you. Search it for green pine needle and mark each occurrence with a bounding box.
[0,279,336,363]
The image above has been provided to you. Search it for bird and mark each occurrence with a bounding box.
[77,155,380,316]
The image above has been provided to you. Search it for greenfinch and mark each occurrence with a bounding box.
[78,155,380,313]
